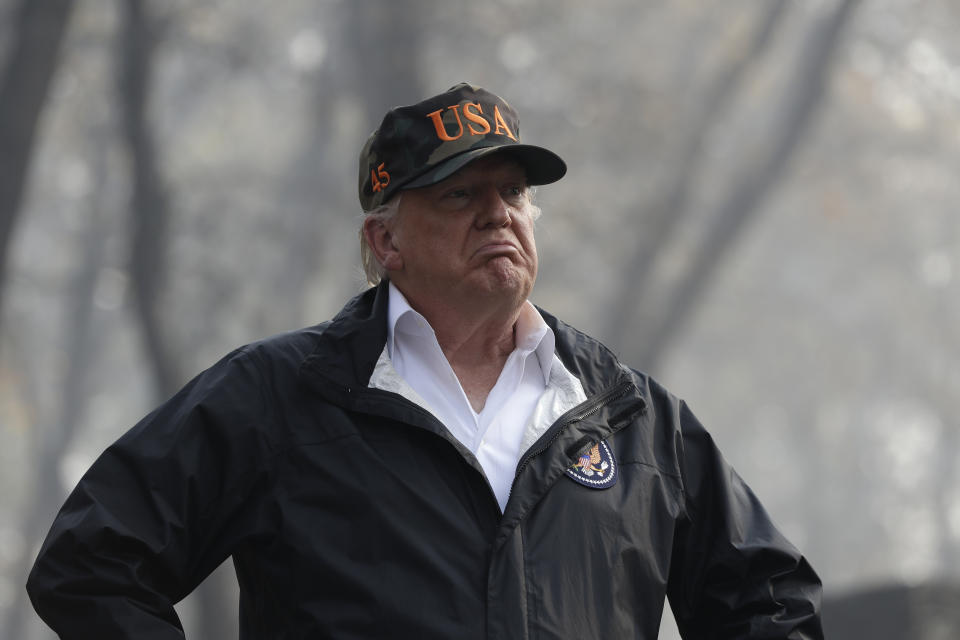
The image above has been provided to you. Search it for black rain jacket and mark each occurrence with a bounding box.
[27,282,823,639]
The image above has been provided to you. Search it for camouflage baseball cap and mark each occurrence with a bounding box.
[358,82,566,211]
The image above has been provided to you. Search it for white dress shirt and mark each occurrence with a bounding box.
[369,282,587,511]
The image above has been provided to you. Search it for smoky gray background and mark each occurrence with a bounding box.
[1,1,958,638]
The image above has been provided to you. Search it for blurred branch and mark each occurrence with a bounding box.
[0,0,74,338]
[606,0,860,371]
[638,0,860,370]
[605,0,788,358]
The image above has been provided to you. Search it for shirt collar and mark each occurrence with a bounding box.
[387,281,434,348]
[386,281,555,384]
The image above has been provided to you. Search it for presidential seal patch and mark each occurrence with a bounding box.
[565,441,617,489]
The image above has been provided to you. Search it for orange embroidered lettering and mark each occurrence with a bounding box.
[426,106,464,141]
[370,162,390,193]
[492,105,517,141]
[463,103,491,135]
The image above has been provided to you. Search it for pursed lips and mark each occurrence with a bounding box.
[472,240,519,259]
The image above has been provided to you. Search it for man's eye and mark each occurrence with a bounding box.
[445,188,470,199]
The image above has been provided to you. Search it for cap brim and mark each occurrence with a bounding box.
[402,144,567,191]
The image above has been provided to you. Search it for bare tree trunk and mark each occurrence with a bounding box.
[268,0,427,324]
[117,0,183,396]
[331,0,427,283]
[0,0,74,337]
[345,0,427,120]
[639,0,861,370]
[5,125,111,640]
[605,0,788,352]
[116,1,237,638]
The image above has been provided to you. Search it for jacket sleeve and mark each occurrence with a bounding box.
[26,348,273,640]
[666,399,823,640]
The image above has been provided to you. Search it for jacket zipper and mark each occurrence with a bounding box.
[348,386,505,510]
[511,378,636,484]
[340,377,640,514]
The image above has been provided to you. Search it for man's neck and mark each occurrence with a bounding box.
[395,285,524,411]
[431,301,521,412]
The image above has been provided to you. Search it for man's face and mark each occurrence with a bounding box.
[383,154,539,314]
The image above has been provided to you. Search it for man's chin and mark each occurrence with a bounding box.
[465,267,534,302]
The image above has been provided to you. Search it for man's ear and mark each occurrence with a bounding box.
[362,216,403,272]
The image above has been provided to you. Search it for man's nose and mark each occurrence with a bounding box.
[475,187,512,229]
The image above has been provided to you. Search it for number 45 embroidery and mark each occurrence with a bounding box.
[370,163,390,193]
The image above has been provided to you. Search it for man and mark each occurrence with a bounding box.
[28,83,823,639]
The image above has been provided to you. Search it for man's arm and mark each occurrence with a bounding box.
[26,349,271,639]
[666,400,823,639]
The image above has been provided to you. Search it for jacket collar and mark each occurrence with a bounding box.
[300,281,390,390]
[300,281,635,399]
[537,306,634,397]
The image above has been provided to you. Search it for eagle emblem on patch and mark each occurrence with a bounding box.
[565,441,617,489]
